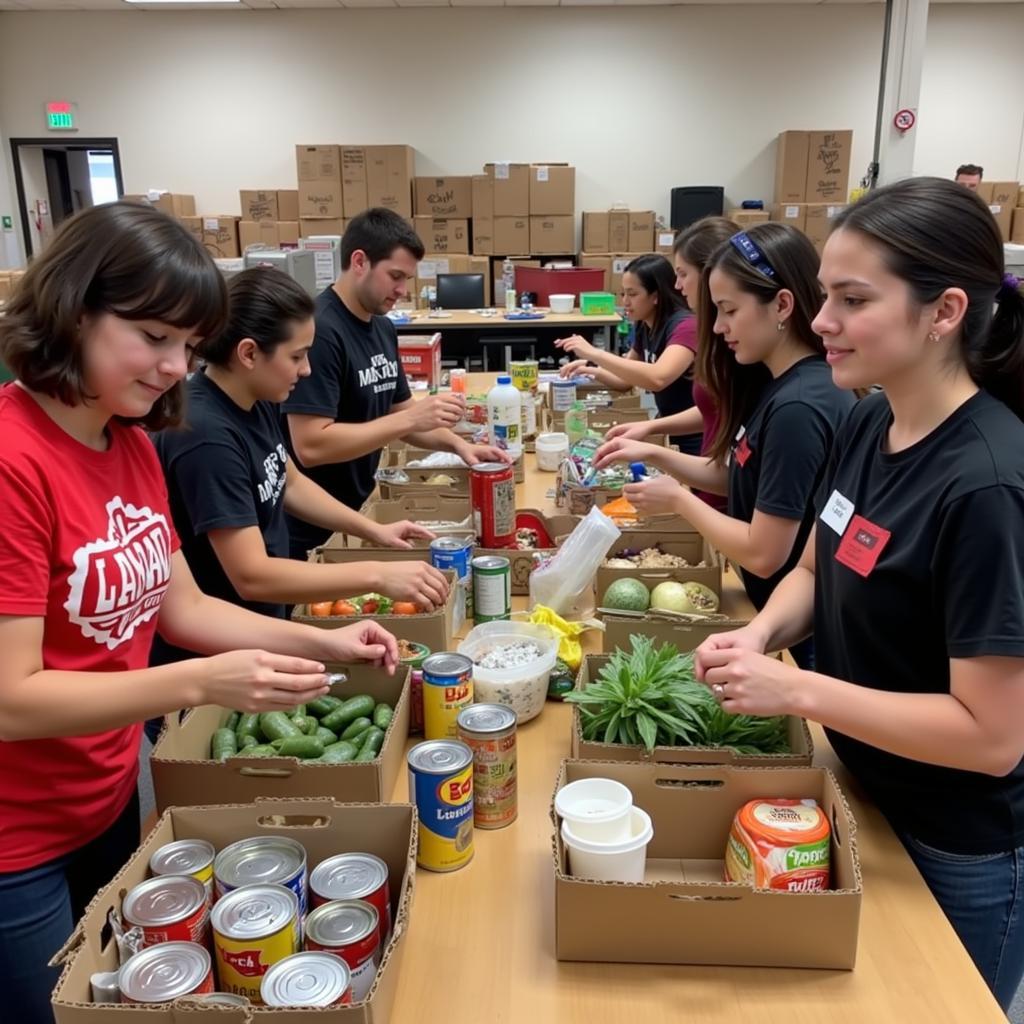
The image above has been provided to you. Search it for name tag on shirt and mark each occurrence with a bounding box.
[835,514,891,577]
[820,489,855,536]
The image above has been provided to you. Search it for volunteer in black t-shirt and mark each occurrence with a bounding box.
[695,178,1024,1011]
[596,225,854,668]
[152,268,450,670]
[556,253,702,454]
[283,209,508,559]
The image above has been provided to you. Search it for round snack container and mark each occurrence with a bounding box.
[535,432,569,471]
[555,777,634,842]
[561,807,654,883]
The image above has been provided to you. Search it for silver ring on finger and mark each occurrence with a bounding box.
[712,683,726,703]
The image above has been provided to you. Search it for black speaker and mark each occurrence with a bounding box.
[670,186,725,231]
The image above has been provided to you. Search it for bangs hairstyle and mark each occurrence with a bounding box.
[0,201,226,430]
[698,222,822,461]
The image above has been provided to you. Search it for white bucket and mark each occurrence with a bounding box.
[554,777,633,842]
[536,432,569,471]
[561,806,654,883]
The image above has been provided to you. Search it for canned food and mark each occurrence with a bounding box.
[118,941,213,1004]
[211,883,300,1004]
[260,952,352,1007]
[122,874,210,949]
[309,853,392,946]
[190,993,250,1006]
[457,704,518,830]
[430,536,473,619]
[471,556,511,623]
[408,740,474,872]
[471,462,515,547]
[214,836,307,915]
[149,839,215,897]
[509,359,539,395]
[421,652,474,740]
[304,900,380,1001]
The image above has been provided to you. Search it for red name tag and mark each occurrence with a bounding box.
[835,514,891,577]
[734,436,752,467]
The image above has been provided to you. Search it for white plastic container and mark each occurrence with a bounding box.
[487,375,523,458]
[457,621,559,723]
[561,807,654,883]
[555,777,633,842]
[549,293,574,314]
[550,379,577,412]
[535,432,569,471]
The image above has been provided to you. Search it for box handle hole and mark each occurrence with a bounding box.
[654,778,724,790]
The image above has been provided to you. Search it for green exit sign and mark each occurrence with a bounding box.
[45,101,76,131]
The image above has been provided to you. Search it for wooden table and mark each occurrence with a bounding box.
[387,376,1005,1023]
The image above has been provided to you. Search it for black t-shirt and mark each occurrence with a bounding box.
[727,355,856,610]
[814,389,1024,854]
[283,287,411,558]
[151,372,291,663]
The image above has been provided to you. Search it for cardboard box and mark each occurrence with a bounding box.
[293,568,459,651]
[495,216,530,255]
[583,212,609,253]
[628,210,655,252]
[342,145,368,216]
[181,215,240,259]
[1011,208,1024,245]
[415,176,472,218]
[473,215,495,256]
[278,188,299,222]
[366,145,416,218]
[595,532,723,606]
[610,252,646,297]
[804,203,847,251]
[296,144,341,182]
[383,443,525,484]
[300,180,344,219]
[413,217,470,254]
[52,797,415,1022]
[530,164,575,215]
[239,188,278,221]
[770,202,808,233]
[239,220,299,251]
[576,253,610,290]
[654,228,676,255]
[987,181,1019,241]
[530,215,575,255]
[602,614,752,656]
[397,331,442,388]
[976,181,995,204]
[483,162,531,217]
[359,492,475,541]
[151,665,410,812]
[553,760,861,967]
[609,211,630,252]
[416,253,491,306]
[301,216,347,237]
[805,129,852,203]
[774,130,810,203]
[124,192,196,218]
[729,209,770,228]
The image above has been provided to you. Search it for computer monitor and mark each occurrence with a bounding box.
[436,273,485,310]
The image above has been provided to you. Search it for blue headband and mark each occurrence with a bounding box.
[730,232,776,279]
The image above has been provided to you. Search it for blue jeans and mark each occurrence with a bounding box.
[0,792,140,1024]
[901,831,1024,1011]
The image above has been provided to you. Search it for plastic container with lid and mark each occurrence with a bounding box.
[487,375,523,458]
[561,806,654,882]
[535,432,569,471]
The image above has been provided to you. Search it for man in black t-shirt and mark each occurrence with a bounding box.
[283,209,508,559]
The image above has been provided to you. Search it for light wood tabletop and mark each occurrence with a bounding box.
[394,309,621,330]
[387,375,1005,1024]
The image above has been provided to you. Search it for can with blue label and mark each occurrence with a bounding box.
[407,740,474,872]
[430,536,473,618]
[213,837,308,917]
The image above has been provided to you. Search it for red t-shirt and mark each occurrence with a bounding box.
[0,384,179,871]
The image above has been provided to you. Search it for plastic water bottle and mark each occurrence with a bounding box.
[487,375,523,458]
[566,400,589,445]
[503,259,516,312]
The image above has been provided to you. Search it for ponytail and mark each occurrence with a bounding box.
[974,279,1024,419]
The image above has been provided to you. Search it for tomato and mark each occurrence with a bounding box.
[361,599,380,614]
[310,601,334,617]
[392,601,421,616]
[331,600,358,616]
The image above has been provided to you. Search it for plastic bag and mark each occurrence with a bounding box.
[528,506,621,616]
[514,605,604,671]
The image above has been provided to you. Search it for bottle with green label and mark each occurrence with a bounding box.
[565,401,588,445]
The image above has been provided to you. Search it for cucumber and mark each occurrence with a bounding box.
[239,734,260,750]
[270,735,325,759]
[292,715,316,735]
[313,726,339,746]
[232,744,277,758]
[320,694,376,733]
[340,717,373,742]
[211,727,238,761]
[318,740,359,763]
[259,711,303,742]
[372,703,394,731]
[307,695,344,718]
[235,713,261,742]
[289,704,307,721]
[225,711,242,732]
[354,726,385,762]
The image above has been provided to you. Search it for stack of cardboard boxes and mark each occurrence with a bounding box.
[975,180,1022,243]
[237,189,299,252]
[123,192,197,218]
[1013,186,1024,245]
[770,130,853,251]
[577,209,656,297]
[180,215,241,259]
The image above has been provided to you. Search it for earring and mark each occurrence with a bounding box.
[927,331,939,343]
[776,321,786,332]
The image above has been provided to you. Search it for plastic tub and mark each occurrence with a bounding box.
[457,621,559,723]
[555,777,633,842]
[536,432,569,471]
[561,806,654,882]
[549,293,574,314]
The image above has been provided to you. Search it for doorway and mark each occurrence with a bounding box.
[10,137,124,259]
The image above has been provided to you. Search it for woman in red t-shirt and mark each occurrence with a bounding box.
[0,202,398,1023]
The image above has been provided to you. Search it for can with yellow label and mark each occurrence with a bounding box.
[407,740,474,872]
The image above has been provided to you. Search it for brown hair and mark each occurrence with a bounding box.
[0,201,226,430]
[698,222,822,461]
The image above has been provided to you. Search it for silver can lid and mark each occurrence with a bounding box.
[122,875,207,928]
[407,739,473,775]
[457,703,517,735]
[305,899,378,948]
[471,462,511,474]
[310,853,388,903]
[260,952,350,1007]
[118,942,210,1003]
[430,536,472,551]
[422,652,473,678]
[210,884,298,940]
[214,836,305,890]
[149,839,215,878]
[471,555,510,570]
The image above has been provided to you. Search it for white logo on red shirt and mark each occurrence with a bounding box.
[64,496,172,650]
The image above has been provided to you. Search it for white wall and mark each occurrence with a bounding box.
[18,146,50,255]
[0,119,22,268]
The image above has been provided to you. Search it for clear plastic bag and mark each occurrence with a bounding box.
[528,506,621,616]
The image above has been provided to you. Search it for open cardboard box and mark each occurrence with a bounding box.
[601,613,753,654]
[552,760,860,968]
[151,665,410,813]
[354,493,473,544]
[384,445,526,484]
[292,569,459,651]
[596,534,723,604]
[571,652,813,767]
[51,797,417,1023]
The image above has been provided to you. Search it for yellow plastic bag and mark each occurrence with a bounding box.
[513,605,603,671]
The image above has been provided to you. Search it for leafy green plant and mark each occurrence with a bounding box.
[564,634,790,755]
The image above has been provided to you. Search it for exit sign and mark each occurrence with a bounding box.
[45,101,77,131]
